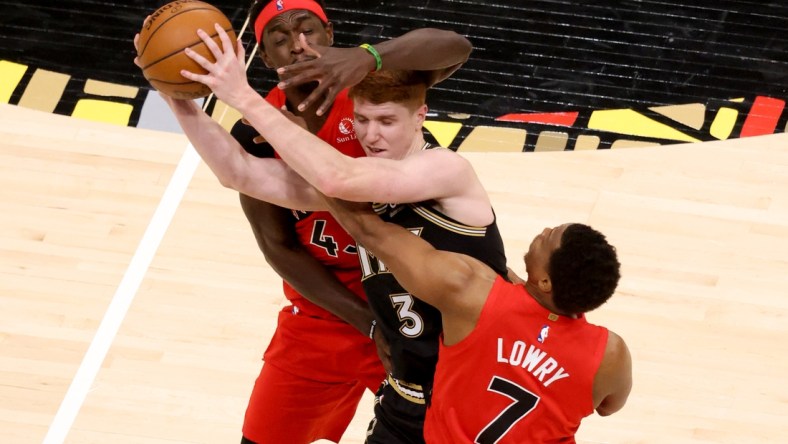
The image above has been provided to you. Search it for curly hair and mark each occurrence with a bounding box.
[548,224,620,315]
[349,70,430,112]
[249,0,328,23]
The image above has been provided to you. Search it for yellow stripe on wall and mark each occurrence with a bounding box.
[72,99,133,126]
[589,109,699,143]
[423,120,463,148]
[0,60,28,103]
[710,107,739,140]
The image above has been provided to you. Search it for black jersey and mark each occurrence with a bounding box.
[359,149,508,393]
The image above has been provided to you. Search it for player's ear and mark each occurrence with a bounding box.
[415,104,428,127]
[325,21,334,46]
[259,46,273,69]
[538,275,552,294]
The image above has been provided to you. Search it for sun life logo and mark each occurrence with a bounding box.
[338,117,354,135]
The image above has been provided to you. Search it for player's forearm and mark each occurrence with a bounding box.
[263,235,375,334]
[238,163,327,210]
[234,93,357,196]
[243,198,375,335]
[164,97,322,208]
[372,28,472,86]
[164,97,250,187]
[324,199,415,266]
[282,262,376,335]
[325,197,454,306]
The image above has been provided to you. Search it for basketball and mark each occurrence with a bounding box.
[137,0,237,100]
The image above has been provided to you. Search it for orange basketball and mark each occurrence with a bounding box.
[137,0,237,100]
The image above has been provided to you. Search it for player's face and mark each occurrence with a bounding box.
[259,11,333,69]
[524,223,570,278]
[353,99,427,159]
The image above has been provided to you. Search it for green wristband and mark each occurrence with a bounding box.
[360,43,382,72]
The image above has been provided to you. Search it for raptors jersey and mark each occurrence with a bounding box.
[361,149,508,389]
[231,88,367,319]
[424,276,609,444]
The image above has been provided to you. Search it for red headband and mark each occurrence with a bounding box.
[254,0,329,43]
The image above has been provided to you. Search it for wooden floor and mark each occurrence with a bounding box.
[1,103,787,443]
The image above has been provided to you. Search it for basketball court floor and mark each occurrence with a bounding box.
[1,100,787,443]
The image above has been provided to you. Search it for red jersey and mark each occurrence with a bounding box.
[424,276,608,444]
[264,88,367,319]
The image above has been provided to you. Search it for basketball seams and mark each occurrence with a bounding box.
[139,28,235,71]
[137,6,223,63]
[138,0,235,99]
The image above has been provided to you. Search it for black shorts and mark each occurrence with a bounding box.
[365,377,429,444]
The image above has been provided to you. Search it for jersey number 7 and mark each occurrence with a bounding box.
[475,376,540,444]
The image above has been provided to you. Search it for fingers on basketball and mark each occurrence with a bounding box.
[137,0,237,100]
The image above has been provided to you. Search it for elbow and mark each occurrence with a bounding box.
[216,170,243,192]
[216,174,236,190]
[441,28,472,61]
[208,154,247,192]
[596,406,621,417]
[595,396,627,417]
[313,171,350,199]
[457,34,473,61]
[218,169,258,198]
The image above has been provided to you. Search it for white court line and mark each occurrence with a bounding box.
[42,143,201,444]
[43,16,256,442]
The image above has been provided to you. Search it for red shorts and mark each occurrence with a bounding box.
[242,307,385,443]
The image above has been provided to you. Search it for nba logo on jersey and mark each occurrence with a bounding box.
[537,324,549,343]
[276,0,284,11]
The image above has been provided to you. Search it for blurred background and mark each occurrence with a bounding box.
[1,0,786,150]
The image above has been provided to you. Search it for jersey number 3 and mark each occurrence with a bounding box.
[390,293,424,337]
[475,376,540,444]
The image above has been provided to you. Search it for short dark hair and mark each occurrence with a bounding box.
[249,0,328,23]
[548,224,620,314]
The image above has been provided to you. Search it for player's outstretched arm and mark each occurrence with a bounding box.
[182,26,487,216]
[371,28,472,86]
[323,197,495,324]
[134,30,321,211]
[277,28,473,115]
[160,95,322,210]
[180,25,358,198]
